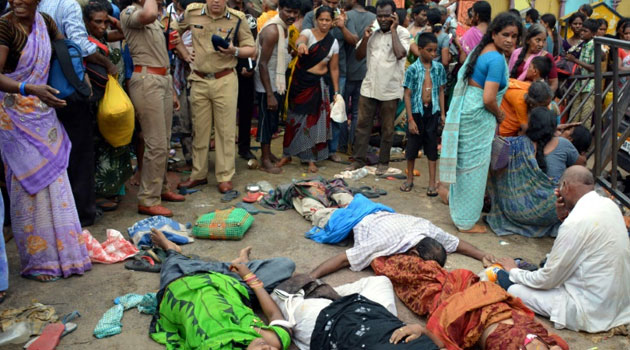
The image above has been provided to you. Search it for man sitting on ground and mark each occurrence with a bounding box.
[497,165,630,333]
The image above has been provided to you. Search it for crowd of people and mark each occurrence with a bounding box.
[1,0,630,347]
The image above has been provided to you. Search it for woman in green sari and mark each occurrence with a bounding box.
[439,13,522,233]
[149,230,294,350]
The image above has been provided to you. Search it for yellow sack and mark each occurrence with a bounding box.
[97,75,134,147]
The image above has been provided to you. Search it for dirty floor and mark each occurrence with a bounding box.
[1,138,628,350]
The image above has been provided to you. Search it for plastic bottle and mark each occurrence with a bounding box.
[484,263,504,283]
[0,322,31,345]
[350,167,369,180]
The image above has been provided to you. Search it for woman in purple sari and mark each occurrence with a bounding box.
[0,0,92,282]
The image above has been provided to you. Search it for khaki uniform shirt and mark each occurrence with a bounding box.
[121,4,170,68]
[179,4,255,74]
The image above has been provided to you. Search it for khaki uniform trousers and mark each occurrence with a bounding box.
[189,71,238,183]
[128,72,173,207]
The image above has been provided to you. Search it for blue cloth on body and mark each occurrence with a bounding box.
[470,51,508,90]
[306,194,395,244]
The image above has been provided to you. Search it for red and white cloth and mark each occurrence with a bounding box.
[82,229,139,264]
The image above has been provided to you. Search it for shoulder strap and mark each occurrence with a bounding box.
[52,39,91,97]
[88,36,109,56]
[231,16,242,46]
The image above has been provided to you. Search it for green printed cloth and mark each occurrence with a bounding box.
[150,272,291,350]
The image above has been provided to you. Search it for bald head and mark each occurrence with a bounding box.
[561,165,595,188]
[263,0,278,10]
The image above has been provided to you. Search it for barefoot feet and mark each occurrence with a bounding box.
[260,159,282,174]
[437,182,449,205]
[151,228,182,253]
[307,162,318,173]
[458,224,487,234]
[276,157,292,168]
[231,246,252,265]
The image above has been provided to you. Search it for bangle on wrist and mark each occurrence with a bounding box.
[233,47,239,57]
[334,91,341,95]
[19,82,27,96]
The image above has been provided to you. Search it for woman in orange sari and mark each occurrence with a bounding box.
[372,254,568,350]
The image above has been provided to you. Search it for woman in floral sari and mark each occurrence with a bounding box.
[276,6,340,173]
[0,0,91,281]
[439,13,522,233]
[84,1,132,212]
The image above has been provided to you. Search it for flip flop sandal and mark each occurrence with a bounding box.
[24,322,64,350]
[374,188,387,196]
[124,256,161,273]
[24,274,61,282]
[427,187,438,197]
[61,311,81,325]
[220,190,240,203]
[400,182,414,192]
[96,198,118,212]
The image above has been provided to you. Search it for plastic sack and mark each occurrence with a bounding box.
[97,75,134,147]
[330,94,347,123]
[82,229,139,264]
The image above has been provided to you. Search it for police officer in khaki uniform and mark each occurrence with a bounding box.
[176,0,255,194]
[121,0,186,217]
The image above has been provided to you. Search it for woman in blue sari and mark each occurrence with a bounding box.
[438,13,522,233]
[486,107,560,238]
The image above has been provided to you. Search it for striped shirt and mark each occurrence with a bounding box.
[38,0,97,57]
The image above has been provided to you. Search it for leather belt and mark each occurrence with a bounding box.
[133,65,168,75]
[193,68,233,80]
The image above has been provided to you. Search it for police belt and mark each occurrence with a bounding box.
[193,68,233,80]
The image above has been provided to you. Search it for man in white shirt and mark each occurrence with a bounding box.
[498,165,630,333]
[310,210,494,279]
[348,0,410,176]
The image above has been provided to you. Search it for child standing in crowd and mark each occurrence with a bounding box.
[567,18,598,128]
[401,33,446,196]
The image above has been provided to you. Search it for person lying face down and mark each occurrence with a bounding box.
[309,207,495,279]
[371,254,569,350]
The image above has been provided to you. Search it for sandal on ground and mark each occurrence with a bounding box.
[243,191,264,203]
[357,186,380,198]
[220,190,240,203]
[427,187,438,197]
[96,198,118,212]
[23,274,60,282]
[400,182,414,192]
[124,256,162,273]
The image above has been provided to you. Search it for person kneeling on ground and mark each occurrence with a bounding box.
[148,229,296,349]
[271,275,444,350]
[496,165,630,333]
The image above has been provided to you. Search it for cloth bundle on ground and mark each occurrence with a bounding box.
[191,208,254,240]
[82,229,139,264]
[372,255,568,350]
[93,293,157,339]
[127,216,194,247]
[261,176,351,211]
[306,194,394,244]
[150,252,296,349]
[0,303,58,335]
[486,136,560,237]
[311,294,439,350]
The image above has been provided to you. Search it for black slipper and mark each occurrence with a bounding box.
[220,190,240,202]
[400,182,414,192]
[427,187,438,197]
[124,257,161,273]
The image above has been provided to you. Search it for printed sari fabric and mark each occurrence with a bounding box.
[372,255,569,350]
[440,56,508,230]
[151,272,291,350]
[311,293,439,350]
[426,282,565,350]
[486,136,560,237]
[0,13,91,278]
[0,193,6,292]
[371,254,479,317]
[282,34,334,162]
[261,176,351,210]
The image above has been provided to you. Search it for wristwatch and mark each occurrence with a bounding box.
[234,47,239,57]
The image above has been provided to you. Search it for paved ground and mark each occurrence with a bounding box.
[1,139,628,350]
